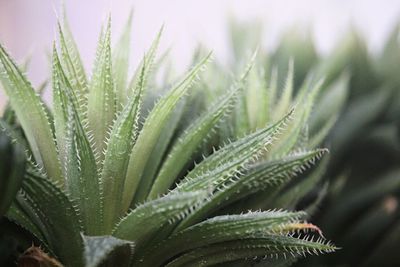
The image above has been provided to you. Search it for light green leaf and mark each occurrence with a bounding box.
[58,22,88,109]
[182,149,328,224]
[87,17,116,164]
[174,110,293,195]
[0,43,63,184]
[273,60,294,121]
[100,60,145,233]
[135,100,186,202]
[127,26,163,100]
[53,50,102,235]
[270,78,323,157]
[148,82,242,199]
[121,52,211,210]
[113,10,133,107]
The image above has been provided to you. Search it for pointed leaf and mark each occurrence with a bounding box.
[113,191,207,248]
[58,23,88,109]
[20,172,84,267]
[127,26,163,100]
[139,211,334,266]
[182,149,328,225]
[135,100,186,202]
[273,60,293,121]
[100,61,145,232]
[166,237,334,267]
[113,10,133,107]
[0,43,63,184]
[87,18,116,163]
[53,51,102,235]
[174,110,293,195]
[122,53,211,209]
[149,85,240,199]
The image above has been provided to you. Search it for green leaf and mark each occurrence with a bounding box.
[174,110,293,196]
[7,193,50,250]
[0,43,63,184]
[270,78,323,157]
[0,130,26,216]
[20,173,84,267]
[112,191,208,248]
[121,52,211,210]
[87,17,116,164]
[273,60,294,121]
[171,113,293,230]
[58,22,88,109]
[52,45,71,174]
[148,82,242,199]
[83,235,133,267]
[127,26,163,100]
[272,155,329,209]
[246,67,269,131]
[166,237,333,267]
[182,149,328,224]
[53,50,102,235]
[113,10,133,107]
[136,100,186,202]
[100,60,145,233]
[139,211,334,266]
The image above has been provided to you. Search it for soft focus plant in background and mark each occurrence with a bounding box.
[225,19,400,267]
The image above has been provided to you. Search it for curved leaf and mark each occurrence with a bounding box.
[0,43,63,184]
[122,52,211,209]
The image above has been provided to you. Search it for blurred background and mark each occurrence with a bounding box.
[0,0,400,107]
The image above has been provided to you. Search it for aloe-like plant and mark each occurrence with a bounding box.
[0,13,336,267]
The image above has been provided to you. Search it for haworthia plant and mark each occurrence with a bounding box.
[0,12,337,267]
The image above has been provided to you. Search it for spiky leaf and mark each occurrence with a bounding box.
[0,44,63,184]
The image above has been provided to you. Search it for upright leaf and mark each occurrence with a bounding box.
[0,43,63,184]
[100,61,145,233]
[148,85,240,199]
[87,18,116,164]
[273,60,294,121]
[53,51,102,235]
[121,53,211,210]
[58,23,88,109]
[113,10,133,107]
[127,26,163,99]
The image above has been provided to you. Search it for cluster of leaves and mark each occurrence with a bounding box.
[0,13,337,267]
[226,20,400,266]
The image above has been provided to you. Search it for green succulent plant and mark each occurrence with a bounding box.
[0,13,338,267]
